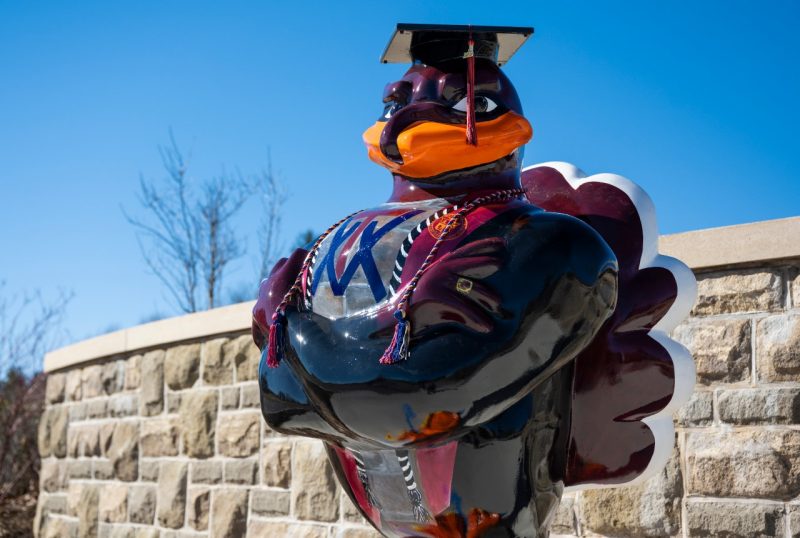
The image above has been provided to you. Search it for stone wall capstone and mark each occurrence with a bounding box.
[35,256,800,537]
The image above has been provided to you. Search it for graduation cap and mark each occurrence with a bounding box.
[379,23,533,145]
[380,23,534,66]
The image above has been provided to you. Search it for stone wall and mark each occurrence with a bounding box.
[34,218,800,538]
[35,333,379,538]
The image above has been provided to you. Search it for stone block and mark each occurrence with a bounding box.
[334,529,382,538]
[93,460,115,480]
[693,269,783,315]
[221,387,240,410]
[108,394,138,418]
[240,383,260,408]
[99,423,115,454]
[224,334,260,382]
[66,369,82,401]
[107,421,138,481]
[165,343,201,389]
[211,489,248,538]
[187,488,210,531]
[179,390,218,458]
[718,387,800,425]
[82,365,104,399]
[141,417,179,457]
[128,485,156,524]
[101,360,125,394]
[191,461,223,484]
[793,270,800,308]
[40,459,66,492]
[341,494,366,524]
[687,430,800,500]
[108,527,136,538]
[224,458,257,484]
[166,391,182,413]
[247,521,327,538]
[672,318,751,384]
[686,499,785,537]
[68,460,92,479]
[46,373,65,404]
[202,337,233,385]
[133,530,159,538]
[251,488,290,517]
[42,517,78,538]
[790,504,800,538]
[67,424,100,457]
[157,461,188,529]
[69,402,87,421]
[125,354,141,390]
[140,461,159,481]
[757,314,800,382]
[38,405,67,458]
[674,390,713,427]
[99,484,127,523]
[85,399,108,419]
[551,494,578,536]
[218,412,260,457]
[140,350,164,416]
[35,493,69,538]
[77,484,99,538]
[580,442,682,536]
[292,440,339,522]
[263,439,292,488]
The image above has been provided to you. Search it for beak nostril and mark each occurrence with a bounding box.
[383,144,403,164]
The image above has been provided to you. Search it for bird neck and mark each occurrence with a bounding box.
[386,155,522,204]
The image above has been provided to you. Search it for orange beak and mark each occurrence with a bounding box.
[362,111,532,179]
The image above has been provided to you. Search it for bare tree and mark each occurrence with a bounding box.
[125,132,250,312]
[0,283,71,534]
[198,173,249,309]
[0,284,71,375]
[256,152,288,281]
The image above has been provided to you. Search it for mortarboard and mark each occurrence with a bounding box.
[379,23,533,145]
[380,23,534,67]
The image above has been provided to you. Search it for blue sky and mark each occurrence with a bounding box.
[1,1,798,347]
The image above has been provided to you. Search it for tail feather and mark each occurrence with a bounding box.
[522,162,696,489]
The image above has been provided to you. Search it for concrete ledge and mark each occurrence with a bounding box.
[44,217,799,373]
[43,301,255,373]
[659,216,800,270]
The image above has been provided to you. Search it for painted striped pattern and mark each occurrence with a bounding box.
[396,449,431,522]
[388,205,459,297]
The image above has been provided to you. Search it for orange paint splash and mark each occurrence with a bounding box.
[414,508,502,538]
[389,411,461,443]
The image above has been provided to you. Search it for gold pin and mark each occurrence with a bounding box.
[456,278,473,295]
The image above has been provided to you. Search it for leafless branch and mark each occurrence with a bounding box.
[124,132,261,312]
[0,283,70,505]
[257,151,288,281]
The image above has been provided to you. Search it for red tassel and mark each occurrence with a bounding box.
[466,36,477,146]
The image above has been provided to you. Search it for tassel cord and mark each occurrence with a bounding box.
[380,188,526,364]
[465,32,478,146]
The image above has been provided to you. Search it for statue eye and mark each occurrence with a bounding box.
[452,95,498,113]
[382,102,402,120]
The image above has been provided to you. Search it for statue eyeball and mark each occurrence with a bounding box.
[452,95,498,114]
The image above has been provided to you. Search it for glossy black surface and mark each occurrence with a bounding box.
[253,29,624,537]
[256,201,618,536]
